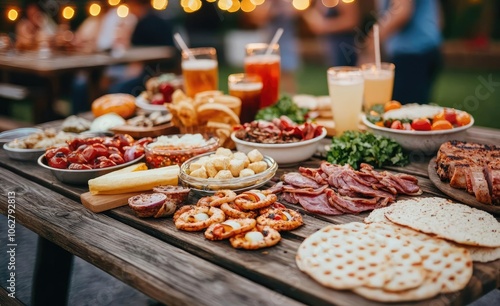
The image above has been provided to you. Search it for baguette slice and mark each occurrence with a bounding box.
[89,165,179,195]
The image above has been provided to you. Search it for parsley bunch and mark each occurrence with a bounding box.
[327,131,409,169]
[255,96,309,123]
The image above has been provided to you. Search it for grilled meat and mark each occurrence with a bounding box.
[435,141,500,205]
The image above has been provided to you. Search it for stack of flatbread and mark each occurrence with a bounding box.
[296,197,500,302]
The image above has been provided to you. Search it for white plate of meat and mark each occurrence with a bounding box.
[428,140,500,215]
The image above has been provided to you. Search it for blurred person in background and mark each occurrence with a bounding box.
[70,4,137,114]
[107,0,176,96]
[245,0,301,94]
[15,1,57,51]
[361,0,442,104]
[302,0,361,67]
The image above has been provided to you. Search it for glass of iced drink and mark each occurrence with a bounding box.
[228,73,263,124]
[181,47,218,98]
[327,67,364,136]
[361,62,395,110]
[244,43,280,108]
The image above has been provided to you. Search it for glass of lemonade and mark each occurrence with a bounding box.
[361,62,395,110]
[244,43,280,109]
[327,67,364,136]
[181,47,218,98]
[228,73,263,124]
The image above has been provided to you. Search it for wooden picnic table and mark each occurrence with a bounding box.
[0,122,499,306]
[0,46,176,123]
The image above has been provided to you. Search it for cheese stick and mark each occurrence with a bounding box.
[89,165,180,195]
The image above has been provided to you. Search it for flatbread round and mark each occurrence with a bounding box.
[384,197,500,247]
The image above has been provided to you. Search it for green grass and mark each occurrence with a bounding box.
[9,64,500,129]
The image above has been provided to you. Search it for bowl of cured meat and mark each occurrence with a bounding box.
[362,104,474,154]
[231,117,327,165]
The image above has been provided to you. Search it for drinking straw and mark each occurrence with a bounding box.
[265,27,284,56]
[373,24,381,70]
[174,33,195,60]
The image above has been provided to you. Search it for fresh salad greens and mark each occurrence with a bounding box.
[255,96,309,123]
[327,131,409,169]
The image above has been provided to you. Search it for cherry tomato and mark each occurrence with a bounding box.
[433,108,457,125]
[68,163,92,170]
[411,118,432,131]
[92,143,108,157]
[67,151,87,164]
[82,145,97,161]
[108,153,125,165]
[123,145,144,162]
[48,152,69,169]
[456,112,472,126]
[390,120,403,130]
[431,119,454,130]
[384,100,402,112]
[443,108,457,124]
[67,138,86,151]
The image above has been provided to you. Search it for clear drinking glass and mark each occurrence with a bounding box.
[327,67,364,136]
[361,62,395,110]
[244,43,280,108]
[181,47,218,98]
[228,73,263,124]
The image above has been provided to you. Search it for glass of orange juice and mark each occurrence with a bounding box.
[361,62,395,111]
[244,43,280,108]
[327,67,364,136]
[228,73,263,124]
[181,47,218,98]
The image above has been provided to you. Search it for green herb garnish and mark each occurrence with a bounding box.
[326,131,409,169]
[255,95,309,123]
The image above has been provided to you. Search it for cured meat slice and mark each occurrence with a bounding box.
[282,172,321,189]
[294,192,344,215]
[298,166,328,185]
[339,171,396,201]
[326,189,378,214]
[282,184,329,195]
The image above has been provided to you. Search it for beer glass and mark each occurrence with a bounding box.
[327,67,364,136]
[361,62,395,110]
[181,47,218,98]
[244,43,280,108]
[228,73,263,123]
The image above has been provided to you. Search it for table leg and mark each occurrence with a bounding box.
[31,236,73,306]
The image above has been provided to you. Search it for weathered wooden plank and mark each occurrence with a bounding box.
[0,286,25,306]
[2,132,500,305]
[0,168,304,306]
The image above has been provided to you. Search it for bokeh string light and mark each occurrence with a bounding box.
[3,0,356,19]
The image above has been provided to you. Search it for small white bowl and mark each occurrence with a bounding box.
[3,143,45,161]
[38,154,144,185]
[361,115,474,154]
[230,128,327,165]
